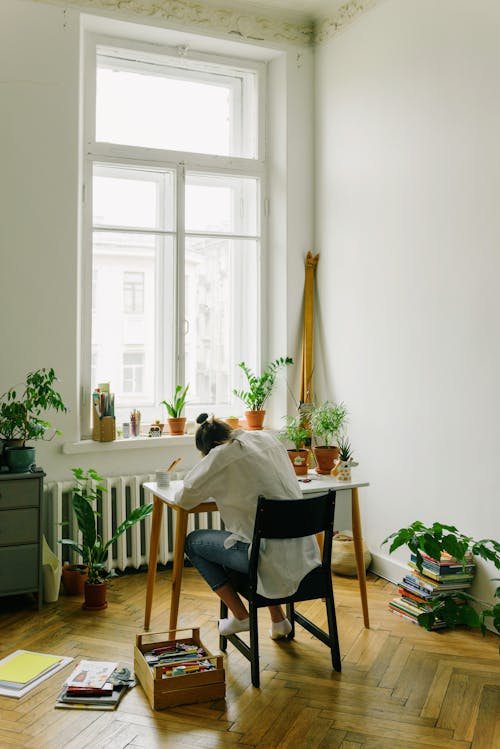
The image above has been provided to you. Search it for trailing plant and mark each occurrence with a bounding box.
[279,415,309,451]
[310,401,348,448]
[383,521,500,645]
[0,368,67,445]
[233,357,293,411]
[59,468,153,584]
[161,384,189,418]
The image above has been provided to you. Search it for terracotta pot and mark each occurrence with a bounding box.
[167,417,186,435]
[61,564,88,595]
[245,410,265,430]
[288,449,309,476]
[83,581,108,610]
[313,446,340,475]
[225,417,240,429]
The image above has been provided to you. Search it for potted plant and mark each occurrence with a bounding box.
[59,468,153,610]
[279,415,310,475]
[383,521,500,644]
[233,356,293,430]
[310,401,347,474]
[0,368,67,472]
[334,435,358,481]
[225,416,240,429]
[161,384,189,435]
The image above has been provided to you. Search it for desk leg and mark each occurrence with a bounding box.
[144,496,164,631]
[169,509,189,632]
[351,487,370,628]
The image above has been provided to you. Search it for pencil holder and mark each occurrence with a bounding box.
[92,405,116,442]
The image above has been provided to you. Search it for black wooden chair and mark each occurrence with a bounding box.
[219,490,341,687]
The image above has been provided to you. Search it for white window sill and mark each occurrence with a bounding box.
[62,434,195,455]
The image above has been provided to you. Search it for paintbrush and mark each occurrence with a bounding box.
[167,457,182,473]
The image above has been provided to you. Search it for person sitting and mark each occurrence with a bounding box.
[174,413,320,638]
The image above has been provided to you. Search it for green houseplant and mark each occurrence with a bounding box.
[383,521,500,646]
[0,368,67,472]
[310,401,348,474]
[279,415,310,475]
[161,384,189,435]
[334,435,358,481]
[60,468,153,610]
[233,356,293,430]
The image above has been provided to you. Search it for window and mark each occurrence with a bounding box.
[82,36,265,431]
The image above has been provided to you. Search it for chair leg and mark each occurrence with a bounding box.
[249,603,260,688]
[286,602,296,639]
[325,591,341,672]
[219,600,228,652]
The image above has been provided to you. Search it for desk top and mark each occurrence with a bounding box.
[144,471,368,506]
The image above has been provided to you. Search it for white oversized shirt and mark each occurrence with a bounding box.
[175,429,321,598]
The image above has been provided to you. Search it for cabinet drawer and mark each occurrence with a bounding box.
[0,508,39,545]
[0,479,39,509]
[0,544,39,592]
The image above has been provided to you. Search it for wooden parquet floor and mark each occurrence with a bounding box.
[0,570,499,749]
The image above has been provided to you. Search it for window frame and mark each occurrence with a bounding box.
[80,33,267,438]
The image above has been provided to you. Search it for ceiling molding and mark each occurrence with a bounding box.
[314,0,378,45]
[39,0,314,45]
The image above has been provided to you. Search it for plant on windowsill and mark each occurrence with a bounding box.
[309,401,348,475]
[279,415,310,476]
[0,368,67,473]
[382,521,500,649]
[161,384,189,435]
[233,357,293,430]
[59,468,153,610]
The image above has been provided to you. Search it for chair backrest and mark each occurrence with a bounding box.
[252,491,336,540]
[248,490,336,576]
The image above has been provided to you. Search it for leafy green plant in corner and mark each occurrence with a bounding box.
[161,383,189,418]
[59,468,153,584]
[310,401,347,448]
[279,415,309,450]
[0,368,67,445]
[382,521,500,646]
[233,357,293,411]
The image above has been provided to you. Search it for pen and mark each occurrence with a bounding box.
[167,457,182,473]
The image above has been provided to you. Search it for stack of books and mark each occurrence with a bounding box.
[55,660,135,710]
[0,651,72,698]
[389,551,476,629]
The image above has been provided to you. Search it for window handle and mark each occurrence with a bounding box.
[184,319,189,335]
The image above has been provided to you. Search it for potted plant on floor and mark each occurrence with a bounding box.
[0,368,67,472]
[279,415,310,475]
[310,401,347,474]
[233,357,293,430]
[59,468,153,610]
[383,521,500,644]
[161,384,189,435]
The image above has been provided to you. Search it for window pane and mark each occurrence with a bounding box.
[123,271,144,314]
[92,231,175,425]
[93,165,175,231]
[96,49,258,158]
[186,173,259,236]
[184,237,259,418]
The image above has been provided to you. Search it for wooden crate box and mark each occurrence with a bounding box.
[134,628,225,709]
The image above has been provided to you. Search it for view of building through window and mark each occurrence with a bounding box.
[87,42,263,430]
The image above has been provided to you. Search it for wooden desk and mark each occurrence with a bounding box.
[143,473,370,631]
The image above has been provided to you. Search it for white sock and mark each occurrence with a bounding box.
[218,616,250,636]
[269,618,292,640]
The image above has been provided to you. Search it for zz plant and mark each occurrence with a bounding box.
[233,357,293,411]
[383,521,500,645]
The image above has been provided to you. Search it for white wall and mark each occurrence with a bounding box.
[0,1,313,482]
[315,0,500,604]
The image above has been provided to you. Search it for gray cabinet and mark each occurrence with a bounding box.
[0,471,45,608]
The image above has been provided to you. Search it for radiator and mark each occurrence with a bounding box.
[43,475,222,573]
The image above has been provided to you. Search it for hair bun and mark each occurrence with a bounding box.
[196,413,209,425]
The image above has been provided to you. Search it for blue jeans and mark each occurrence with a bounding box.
[185,529,249,591]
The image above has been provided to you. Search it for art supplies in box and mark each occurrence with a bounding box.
[134,628,225,709]
[92,385,116,442]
